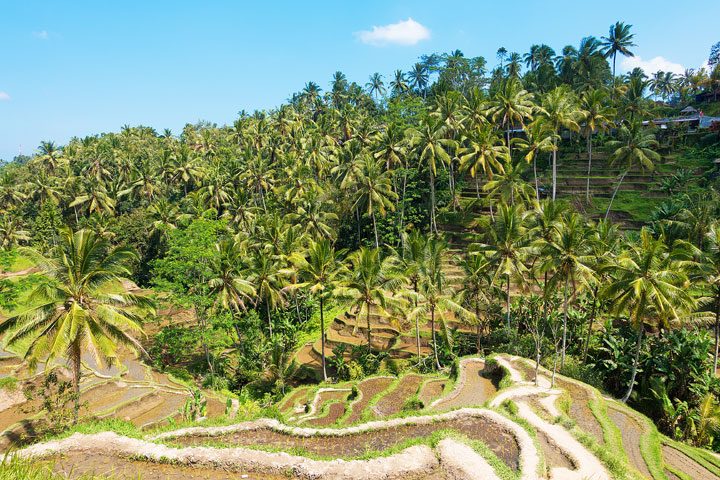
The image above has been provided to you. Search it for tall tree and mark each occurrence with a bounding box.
[0,229,152,422]
[290,239,344,381]
[580,88,616,202]
[601,229,695,403]
[601,21,636,81]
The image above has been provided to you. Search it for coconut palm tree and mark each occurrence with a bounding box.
[396,231,428,359]
[580,89,616,201]
[604,122,660,219]
[408,118,454,234]
[486,78,535,148]
[0,229,152,422]
[601,22,636,81]
[334,247,406,348]
[290,239,344,381]
[458,251,497,354]
[601,229,696,402]
[458,124,508,200]
[477,203,531,330]
[541,212,595,368]
[407,63,430,97]
[703,223,720,373]
[483,157,535,207]
[0,216,30,250]
[541,86,582,200]
[208,239,256,315]
[513,118,557,200]
[409,235,473,369]
[352,156,397,248]
[366,73,386,100]
[248,250,287,338]
[390,70,410,96]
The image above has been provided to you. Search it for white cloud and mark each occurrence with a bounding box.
[0,92,9,101]
[32,30,49,40]
[357,18,430,46]
[621,55,685,75]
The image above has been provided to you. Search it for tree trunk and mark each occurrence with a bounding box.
[356,207,362,244]
[585,133,593,202]
[622,324,644,403]
[366,304,372,349]
[429,169,437,234]
[475,176,481,199]
[533,156,539,201]
[561,276,570,370]
[506,275,512,330]
[320,296,327,381]
[431,306,440,370]
[449,160,456,210]
[605,171,627,220]
[535,348,541,387]
[582,285,599,362]
[372,210,379,248]
[714,293,720,374]
[71,340,82,424]
[475,301,482,355]
[552,142,558,200]
[266,301,273,338]
[399,171,407,248]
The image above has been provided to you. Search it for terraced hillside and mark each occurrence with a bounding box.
[12,354,720,479]
[0,268,233,449]
[293,249,471,376]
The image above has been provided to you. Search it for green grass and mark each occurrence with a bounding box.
[664,437,720,478]
[0,456,110,480]
[590,191,665,223]
[0,376,19,391]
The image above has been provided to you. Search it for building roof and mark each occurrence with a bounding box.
[680,106,698,114]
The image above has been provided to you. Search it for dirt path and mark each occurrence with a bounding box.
[662,445,720,480]
[373,374,423,417]
[342,377,393,425]
[431,360,497,411]
[608,407,652,479]
[171,416,520,470]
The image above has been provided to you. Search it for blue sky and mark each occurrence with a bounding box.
[1,0,718,161]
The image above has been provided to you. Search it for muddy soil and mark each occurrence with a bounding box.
[83,382,153,414]
[47,451,289,479]
[172,416,520,471]
[301,390,349,423]
[418,379,445,407]
[306,402,345,427]
[373,375,423,417]
[608,407,652,478]
[662,445,720,480]
[45,450,452,479]
[342,377,393,425]
[432,362,497,411]
[281,387,312,415]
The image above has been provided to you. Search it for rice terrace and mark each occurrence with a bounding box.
[2,2,720,479]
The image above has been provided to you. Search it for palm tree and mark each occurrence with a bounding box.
[541,86,582,200]
[208,239,256,316]
[0,217,30,250]
[352,156,397,248]
[0,229,152,422]
[408,118,454,234]
[390,70,410,96]
[487,78,535,148]
[478,203,531,329]
[703,223,720,372]
[483,158,535,207]
[409,235,473,369]
[458,251,496,354]
[396,231,428,359]
[366,73,386,100]
[335,247,406,348]
[541,213,595,368]
[580,89,616,201]
[601,22,636,81]
[248,251,287,338]
[604,123,660,219]
[291,239,344,381]
[601,229,696,402]
[513,119,556,200]
[407,63,430,97]
[458,124,508,200]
